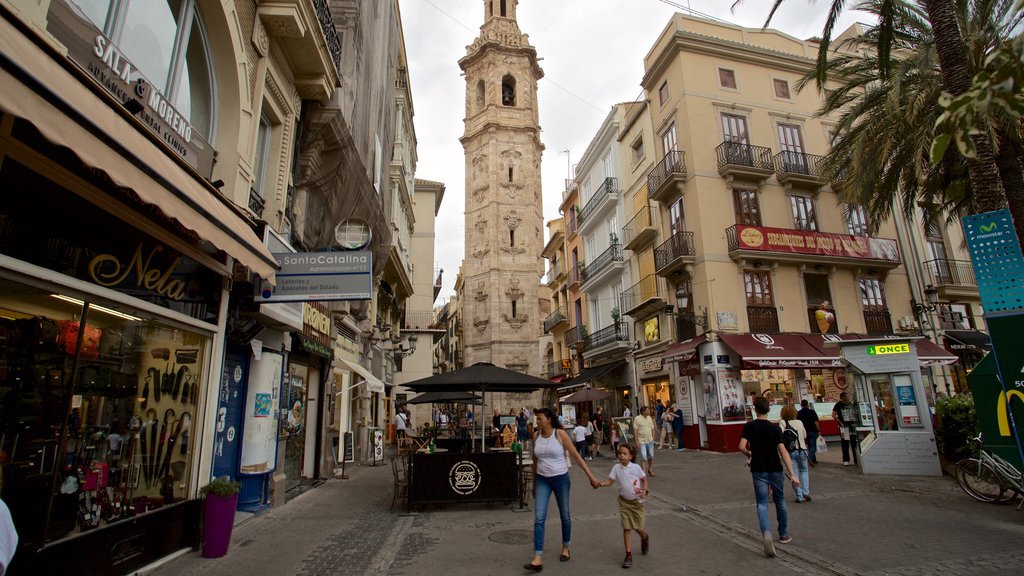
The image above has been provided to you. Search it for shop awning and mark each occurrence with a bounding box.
[915,338,959,366]
[663,335,705,363]
[719,333,846,369]
[945,330,992,353]
[339,358,386,394]
[0,16,278,281]
[557,360,626,392]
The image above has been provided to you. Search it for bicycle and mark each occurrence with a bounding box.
[955,433,1023,509]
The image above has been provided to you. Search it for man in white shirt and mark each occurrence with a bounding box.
[395,408,408,438]
[623,406,632,418]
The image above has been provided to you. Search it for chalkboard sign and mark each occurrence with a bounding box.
[342,431,354,463]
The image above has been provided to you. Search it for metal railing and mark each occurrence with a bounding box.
[570,264,582,286]
[588,322,629,349]
[646,150,686,197]
[578,177,619,223]
[544,262,565,285]
[248,187,265,216]
[622,205,654,247]
[312,0,342,75]
[864,309,894,335]
[716,142,774,171]
[773,151,825,178]
[621,275,662,314]
[546,360,571,379]
[564,325,586,349]
[924,259,977,286]
[807,307,839,334]
[580,243,622,283]
[544,308,568,333]
[654,231,695,271]
[403,312,440,330]
[676,315,697,342]
[747,306,780,334]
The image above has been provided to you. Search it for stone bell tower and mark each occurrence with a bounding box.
[459,0,545,376]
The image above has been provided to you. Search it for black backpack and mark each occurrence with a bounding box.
[782,421,800,453]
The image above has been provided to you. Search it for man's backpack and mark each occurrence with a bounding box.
[782,421,800,453]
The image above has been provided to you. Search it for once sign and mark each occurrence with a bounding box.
[867,343,910,356]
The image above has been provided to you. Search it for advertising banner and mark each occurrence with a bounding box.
[734,225,900,262]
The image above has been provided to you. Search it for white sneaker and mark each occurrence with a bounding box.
[763,532,776,558]
[843,461,851,466]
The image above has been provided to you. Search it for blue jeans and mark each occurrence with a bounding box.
[751,472,789,538]
[674,425,684,449]
[534,472,571,555]
[806,433,819,463]
[638,441,655,461]
[791,450,810,500]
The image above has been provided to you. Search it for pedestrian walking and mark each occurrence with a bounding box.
[592,406,605,457]
[654,400,664,448]
[633,406,657,477]
[517,410,530,449]
[596,444,649,568]
[622,405,632,418]
[572,419,587,460]
[584,414,595,460]
[658,405,674,449]
[395,407,409,440]
[779,404,811,503]
[739,397,800,558]
[832,392,856,466]
[670,404,685,451]
[797,400,820,465]
[524,408,600,572]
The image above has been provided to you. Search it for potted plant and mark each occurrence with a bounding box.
[611,307,621,335]
[609,232,619,245]
[200,476,240,558]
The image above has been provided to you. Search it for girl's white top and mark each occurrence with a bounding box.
[534,430,569,477]
[573,425,587,442]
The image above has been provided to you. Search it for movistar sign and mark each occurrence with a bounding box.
[867,343,910,356]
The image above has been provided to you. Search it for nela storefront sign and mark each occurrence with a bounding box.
[89,243,187,300]
[735,225,900,262]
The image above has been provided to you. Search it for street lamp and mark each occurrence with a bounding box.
[671,284,709,328]
[387,333,419,359]
[911,285,951,396]
[911,286,939,316]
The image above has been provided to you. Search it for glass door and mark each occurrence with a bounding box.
[283,363,309,490]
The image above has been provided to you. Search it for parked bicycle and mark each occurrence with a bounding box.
[955,433,1023,509]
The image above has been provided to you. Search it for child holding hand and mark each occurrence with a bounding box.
[597,443,649,568]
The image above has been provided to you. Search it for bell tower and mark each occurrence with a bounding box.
[459,0,544,376]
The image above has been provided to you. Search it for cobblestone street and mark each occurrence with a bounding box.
[149,444,1024,576]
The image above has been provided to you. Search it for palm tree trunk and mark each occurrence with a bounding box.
[924,0,1008,216]
[994,134,1024,249]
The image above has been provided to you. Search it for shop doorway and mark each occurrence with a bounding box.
[284,363,309,491]
[212,351,248,481]
[642,378,672,414]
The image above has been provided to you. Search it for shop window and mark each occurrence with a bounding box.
[0,277,207,545]
[62,0,216,141]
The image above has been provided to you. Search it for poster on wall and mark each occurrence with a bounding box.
[240,351,283,475]
[702,369,722,421]
[372,428,384,464]
[719,369,746,422]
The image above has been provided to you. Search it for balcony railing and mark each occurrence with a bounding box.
[621,275,664,318]
[578,177,619,223]
[546,359,571,379]
[676,315,698,342]
[747,306,780,334]
[622,205,656,251]
[544,262,565,285]
[248,187,265,216]
[588,322,629,349]
[654,231,695,275]
[544,308,568,333]
[806,307,839,334]
[774,151,825,177]
[564,325,586,349]
[924,259,977,287]
[716,142,774,172]
[864,309,894,336]
[312,0,343,74]
[580,243,622,283]
[647,150,687,202]
[403,312,441,330]
[570,264,582,287]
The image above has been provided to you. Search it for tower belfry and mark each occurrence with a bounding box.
[459,0,544,375]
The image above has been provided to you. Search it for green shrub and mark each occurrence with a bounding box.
[935,393,979,461]
[199,476,240,498]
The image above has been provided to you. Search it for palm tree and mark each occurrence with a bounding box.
[734,0,1014,241]
[804,0,1024,241]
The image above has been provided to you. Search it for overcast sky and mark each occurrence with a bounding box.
[398,0,869,304]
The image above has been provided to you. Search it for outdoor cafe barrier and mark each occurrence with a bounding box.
[408,451,520,508]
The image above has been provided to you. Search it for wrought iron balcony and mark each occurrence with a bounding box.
[716,142,774,182]
[864,309,894,336]
[747,306,780,334]
[588,322,629,349]
[621,275,665,319]
[544,262,565,285]
[569,264,583,288]
[248,187,265,217]
[544,308,569,333]
[312,0,342,75]
[403,312,442,330]
[578,177,619,225]
[579,243,623,287]
[546,359,571,379]
[924,259,977,288]
[564,325,587,349]
[773,151,827,188]
[258,0,341,99]
[654,231,695,277]
[676,315,698,342]
[623,205,657,251]
[647,150,687,203]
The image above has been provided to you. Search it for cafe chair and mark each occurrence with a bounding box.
[390,457,409,511]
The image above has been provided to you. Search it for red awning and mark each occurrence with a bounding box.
[663,335,705,363]
[719,333,846,369]
[915,338,959,366]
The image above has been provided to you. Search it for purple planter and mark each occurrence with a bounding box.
[202,493,238,558]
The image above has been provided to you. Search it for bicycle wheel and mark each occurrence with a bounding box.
[956,458,1006,503]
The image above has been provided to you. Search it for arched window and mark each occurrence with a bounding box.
[476,80,486,111]
[71,0,216,142]
[501,74,516,106]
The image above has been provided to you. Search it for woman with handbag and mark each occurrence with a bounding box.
[779,405,811,503]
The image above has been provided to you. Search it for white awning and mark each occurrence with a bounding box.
[339,358,386,394]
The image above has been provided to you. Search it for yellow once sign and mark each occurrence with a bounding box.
[997,390,1024,436]
[867,343,910,356]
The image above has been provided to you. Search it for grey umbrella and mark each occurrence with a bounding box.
[562,387,612,404]
[402,362,561,451]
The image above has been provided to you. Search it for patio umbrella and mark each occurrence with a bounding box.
[562,386,611,404]
[402,362,561,450]
[406,391,484,405]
